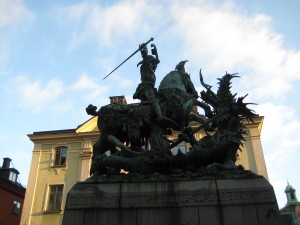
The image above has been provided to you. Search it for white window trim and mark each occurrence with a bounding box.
[51,144,70,167]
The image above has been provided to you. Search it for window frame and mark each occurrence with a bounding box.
[12,200,21,214]
[53,146,68,167]
[44,184,64,214]
[9,171,17,182]
[172,141,188,155]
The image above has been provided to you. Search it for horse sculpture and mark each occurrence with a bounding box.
[86,63,209,176]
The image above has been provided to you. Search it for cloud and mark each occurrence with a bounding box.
[119,79,135,88]
[0,0,35,74]
[13,76,64,113]
[259,103,300,164]
[54,0,300,102]
[270,179,288,208]
[54,0,165,49]
[256,103,300,142]
[124,95,140,104]
[70,74,111,104]
[0,0,34,29]
[7,73,130,114]
[255,102,300,207]
[168,1,300,100]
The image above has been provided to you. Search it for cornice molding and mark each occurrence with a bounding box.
[28,131,99,143]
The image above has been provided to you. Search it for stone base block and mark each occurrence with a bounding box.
[62,176,283,225]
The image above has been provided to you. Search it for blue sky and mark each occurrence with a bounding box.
[1,0,300,208]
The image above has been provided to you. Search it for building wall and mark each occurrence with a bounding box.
[296,205,300,224]
[280,204,300,224]
[236,117,268,180]
[20,129,96,225]
[0,180,25,225]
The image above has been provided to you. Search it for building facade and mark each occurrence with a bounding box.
[20,97,268,225]
[0,158,26,225]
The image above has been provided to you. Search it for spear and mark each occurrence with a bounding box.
[102,37,154,80]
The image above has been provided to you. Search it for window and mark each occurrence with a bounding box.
[54,146,67,166]
[291,193,296,200]
[172,142,187,155]
[12,201,21,214]
[47,185,63,212]
[9,171,17,182]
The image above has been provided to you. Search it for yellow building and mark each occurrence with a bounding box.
[20,98,267,225]
[20,117,98,225]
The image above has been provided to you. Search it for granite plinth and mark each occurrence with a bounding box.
[62,175,283,225]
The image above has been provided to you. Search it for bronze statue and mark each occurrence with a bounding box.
[86,39,258,178]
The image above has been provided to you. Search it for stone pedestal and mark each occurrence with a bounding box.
[62,175,283,225]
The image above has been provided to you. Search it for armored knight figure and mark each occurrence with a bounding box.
[133,43,176,127]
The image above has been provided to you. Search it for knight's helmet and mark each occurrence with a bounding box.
[139,43,148,58]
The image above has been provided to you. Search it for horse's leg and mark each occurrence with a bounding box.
[92,135,109,161]
[90,135,111,176]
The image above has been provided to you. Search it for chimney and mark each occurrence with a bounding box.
[2,158,11,169]
[109,96,127,105]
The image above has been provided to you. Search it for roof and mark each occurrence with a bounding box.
[285,183,296,192]
[0,167,20,175]
[0,178,26,196]
[32,128,76,135]
[28,116,99,143]
[76,116,98,133]
[30,116,98,135]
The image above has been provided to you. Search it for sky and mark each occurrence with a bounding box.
[0,0,300,208]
